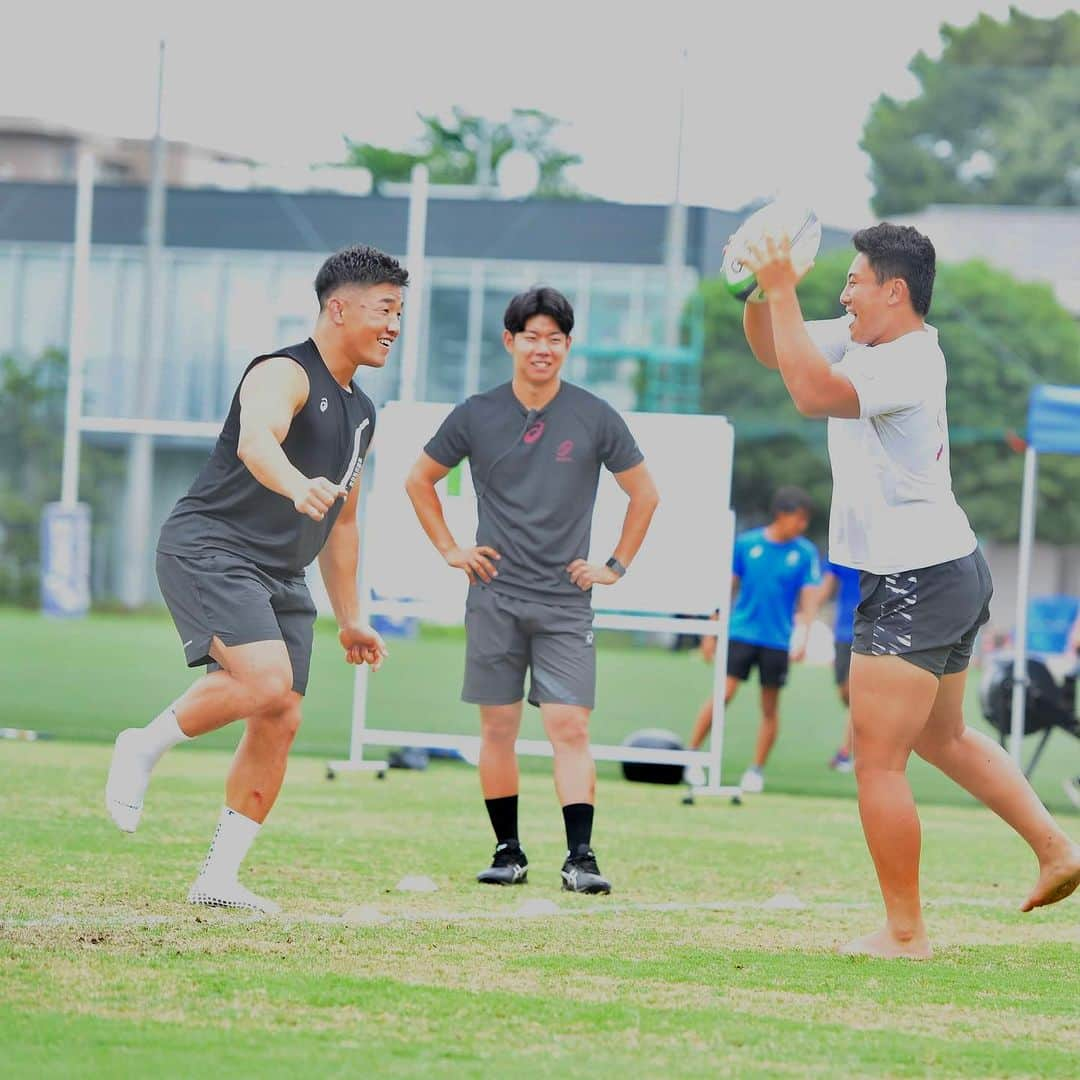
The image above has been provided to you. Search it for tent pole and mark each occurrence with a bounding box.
[1009,446,1038,763]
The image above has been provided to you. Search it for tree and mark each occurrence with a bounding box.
[0,351,122,606]
[698,248,849,540]
[345,107,584,197]
[863,8,1080,215]
[696,250,1080,543]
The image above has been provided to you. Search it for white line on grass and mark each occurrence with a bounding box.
[1,894,1025,931]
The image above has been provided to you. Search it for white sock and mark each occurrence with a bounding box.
[137,705,191,763]
[198,807,261,884]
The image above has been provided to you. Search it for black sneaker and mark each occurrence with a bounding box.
[560,844,611,894]
[476,840,528,885]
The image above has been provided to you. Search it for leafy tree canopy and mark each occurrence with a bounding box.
[863,8,1080,214]
[345,107,583,198]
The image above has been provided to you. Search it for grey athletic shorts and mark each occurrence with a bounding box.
[852,549,993,678]
[463,584,596,708]
[156,551,317,695]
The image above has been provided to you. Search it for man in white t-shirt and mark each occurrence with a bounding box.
[739,222,1079,959]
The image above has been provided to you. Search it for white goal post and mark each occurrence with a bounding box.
[328,400,737,796]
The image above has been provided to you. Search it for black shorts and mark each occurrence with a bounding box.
[834,640,852,685]
[727,639,789,688]
[156,551,317,695]
[852,549,993,678]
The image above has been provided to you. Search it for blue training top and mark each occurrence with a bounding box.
[729,527,822,652]
[825,560,861,645]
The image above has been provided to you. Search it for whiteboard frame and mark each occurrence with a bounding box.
[328,401,738,798]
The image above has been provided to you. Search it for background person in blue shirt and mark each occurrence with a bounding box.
[687,487,821,793]
[820,560,862,773]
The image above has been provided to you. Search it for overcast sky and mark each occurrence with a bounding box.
[4,0,1073,226]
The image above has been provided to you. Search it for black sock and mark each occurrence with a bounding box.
[562,802,594,852]
[484,795,519,845]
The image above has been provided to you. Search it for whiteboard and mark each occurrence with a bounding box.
[361,399,734,621]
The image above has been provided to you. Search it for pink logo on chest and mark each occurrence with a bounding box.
[556,439,574,462]
[523,421,545,444]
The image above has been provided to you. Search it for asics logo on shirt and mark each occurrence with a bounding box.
[556,440,574,463]
[319,397,328,413]
[523,421,545,444]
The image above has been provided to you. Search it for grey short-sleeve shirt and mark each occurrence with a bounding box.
[424,381,644,608]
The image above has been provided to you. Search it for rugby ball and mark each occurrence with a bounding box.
[722,199,821,301]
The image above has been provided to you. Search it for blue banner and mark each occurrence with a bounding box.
[41,502,91,617]
[1027,384,1080,456]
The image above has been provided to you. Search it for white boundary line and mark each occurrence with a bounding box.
[1,895,1032,931]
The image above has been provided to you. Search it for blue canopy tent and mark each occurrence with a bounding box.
[1009,385,1080,761]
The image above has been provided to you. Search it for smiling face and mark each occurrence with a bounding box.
[839,253,914,346]
[504,313,570,389]
[325,282,403,369]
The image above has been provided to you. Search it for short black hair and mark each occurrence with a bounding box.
[314,245,409,309]
[771,486,813,518]
[852,223,936,317]
[503,286,574,336]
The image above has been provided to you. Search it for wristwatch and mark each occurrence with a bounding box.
[605,556,627,578]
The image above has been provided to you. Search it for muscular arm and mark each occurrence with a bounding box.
[566,461,660,591]
[237,357,347,520]
[405,452,500,583]
[317,479,362,627]
[609,461,661,568]
[236,357,311,497]
[768,289,861,419]
[317,476,388,668]
[743,299,779,371]
[404,452,457,557]
[740,237,859,419]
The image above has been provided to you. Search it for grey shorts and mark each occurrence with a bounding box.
[463,584,596,708]
[852,549,993,678]
[156,551,317,695]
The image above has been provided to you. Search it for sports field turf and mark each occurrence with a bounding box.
[2,609,1079,1077]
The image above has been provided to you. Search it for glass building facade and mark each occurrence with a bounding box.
[0,229,697,602]
[0,242,696,422]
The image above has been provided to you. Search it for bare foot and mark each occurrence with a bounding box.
[1021,844,1080,912]
[837,926,932,961]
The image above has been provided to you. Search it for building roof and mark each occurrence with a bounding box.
[0,115,258,164]
[0,180,851,274]
[895,204,1080,314]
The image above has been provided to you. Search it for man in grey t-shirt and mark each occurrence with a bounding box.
[406,286,659,894]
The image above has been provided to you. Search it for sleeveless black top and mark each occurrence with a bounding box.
[158,339,376,575]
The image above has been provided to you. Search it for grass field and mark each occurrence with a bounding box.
[2,609,1079,1077]
[2,608,1078,808]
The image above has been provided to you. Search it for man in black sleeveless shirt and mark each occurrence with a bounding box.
[105,245,408,913]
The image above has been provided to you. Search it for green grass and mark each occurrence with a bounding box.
[2,607,1077,808]
[2,609,1079,1077]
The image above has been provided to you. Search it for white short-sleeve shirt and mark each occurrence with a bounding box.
[806,316,976,575]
